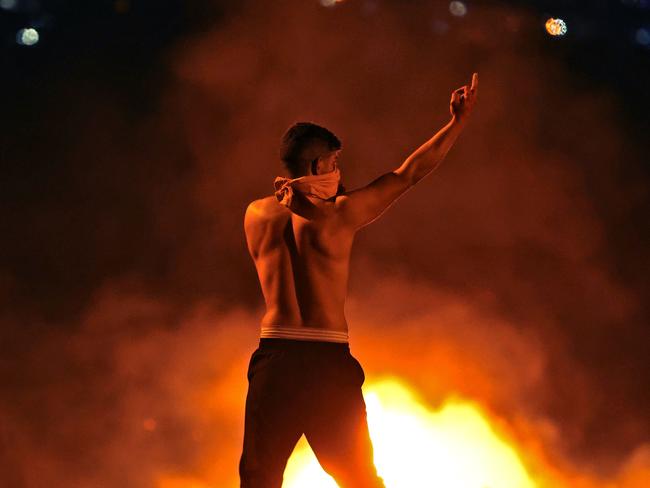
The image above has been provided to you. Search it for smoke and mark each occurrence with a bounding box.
[170,0,649,472]
[0,282,253,486]
[1,0,648,486]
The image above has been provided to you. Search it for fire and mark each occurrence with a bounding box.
[283,378,537,488]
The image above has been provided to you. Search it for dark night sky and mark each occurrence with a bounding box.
[1,1,649,486]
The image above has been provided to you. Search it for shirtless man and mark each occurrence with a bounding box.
[239,73,478,487]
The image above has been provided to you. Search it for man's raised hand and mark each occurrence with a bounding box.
[450,72,478,122]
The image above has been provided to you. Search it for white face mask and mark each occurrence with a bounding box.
[274,167,341,207]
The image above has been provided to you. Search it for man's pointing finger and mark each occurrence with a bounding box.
[470,72,478,91]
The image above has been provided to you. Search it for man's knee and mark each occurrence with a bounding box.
[239,457,284,488]
[239,468,284,488]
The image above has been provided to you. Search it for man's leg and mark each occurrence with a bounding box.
[239,347,303,488]
[303,351,385,488]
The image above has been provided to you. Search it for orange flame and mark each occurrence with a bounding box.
[283,378,537,487]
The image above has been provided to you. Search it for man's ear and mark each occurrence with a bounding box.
[310,158,319,176]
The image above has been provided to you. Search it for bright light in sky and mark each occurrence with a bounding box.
[319,0,344,7]
[0,0,17,11]
[545,18,568,36]
[449,1,468,17]
[635,27,650,46]
[16,28,40,46]
[282,378,537,488]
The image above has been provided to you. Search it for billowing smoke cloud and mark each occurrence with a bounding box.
[1,0,648,486]
[171,0,649,473]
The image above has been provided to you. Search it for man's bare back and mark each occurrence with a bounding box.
[245,194,355,331]
[244,73,479,336]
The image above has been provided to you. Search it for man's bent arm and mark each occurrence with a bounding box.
[337,73,478,230]
[337,115,470,230]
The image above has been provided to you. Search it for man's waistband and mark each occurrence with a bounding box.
[260,326,349,345]
[258,338,350,353]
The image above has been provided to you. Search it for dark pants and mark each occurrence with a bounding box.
[239,338,386,488]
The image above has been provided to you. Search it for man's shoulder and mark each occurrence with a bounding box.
[246,195,274,209]
[333,193,352,212]
[334,192,351,203]
[245,196,289,220]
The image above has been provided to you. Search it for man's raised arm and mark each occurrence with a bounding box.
[337,73,478,230]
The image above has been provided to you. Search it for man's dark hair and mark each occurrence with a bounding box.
[280,122,342,178]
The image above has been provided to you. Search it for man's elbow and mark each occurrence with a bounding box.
[391,168,418,189]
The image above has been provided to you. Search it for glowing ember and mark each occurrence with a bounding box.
[320,0,345,7]
[143,417,157,431]
[545,18,567,36]
[283,379,536,488]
